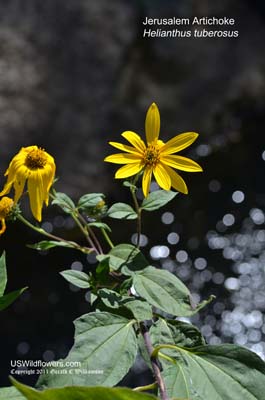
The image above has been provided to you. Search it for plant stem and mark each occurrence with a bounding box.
[133,382,157,392]
[71,213,100,255]
[49,191,103,254]
[130,188,142,248]
[17,214,92,254]
[100,227,114,249]
[140,323,169,400]
[77,212,104,254]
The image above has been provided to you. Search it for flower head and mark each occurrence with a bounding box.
[0,146,56,221]
[104,103,202,196]
[0,196,14,235]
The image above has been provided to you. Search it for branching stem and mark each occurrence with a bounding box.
[71,213,100,255]
[140,323,169,400]
[130,188,142,248]
[17,214,92,254]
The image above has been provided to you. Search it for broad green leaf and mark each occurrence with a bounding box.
[88,222,111,232]
[0,287,28,311]
[139,318,205,371]
[166,319,205,347]
[97,244,148,272]
[141,190,178,212]
[97,288,123,308]
[161,344,265,400]
[107,203,137,220]
[12,378,158,400]
[60,270,90,289]
[131,266,213,316]
[28,241,78,251]
[0,386,25,400]
[37,312,138,388]
[95,258,110,285]
[124,299,153,321]
[52,192,75,213]
[150,318,205,350]
[0,251,7,296]
[78,193,105,210]
[98,289,153,321]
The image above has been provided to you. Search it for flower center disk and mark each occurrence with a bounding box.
[25,148,48,170]
[144,145,160,166]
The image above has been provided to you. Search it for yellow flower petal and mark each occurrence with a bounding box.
[164,165,188,194]
[104,153,142,164]
[160,132,198,155]
[0,145,55,221]
[0,218,6,235]
[145,103,160,145]
[0,197,13,235]
[115,162,143,179]
[161,155,203,172]
[109,141,142,155]
[0,181,13,197]
[40,164,54,205]
[121,131,146,153]
[153,162,171,190]
[142,166,152,197]
[13,166,28,203]
[27,170,43,222]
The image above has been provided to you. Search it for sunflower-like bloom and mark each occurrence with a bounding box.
[0,196,14,235]
[0,146,56,222]
[104,103,202,196]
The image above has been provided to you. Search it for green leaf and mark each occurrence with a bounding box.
[97,289,153,321]
[131,266,213,317]
[150,318,205,350]
[161,344,265,400]
[37,312,138,388]
[78,193,105,210]
[0,386,25,400]
[141,190,178,212]
[97,244,148,272]
[0,251,7,296]
[88,222,111,232]
[52,192,75,213]
[12,378,158,400]
[107,203,137,220]
[124,299,153,321]
[97,288,123,308]
[60,270,90,289]
[28,241,78,251]
[95,258,110,284]
[139,318,205,372]
[0,287,28,311]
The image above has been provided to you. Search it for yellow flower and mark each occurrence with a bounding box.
[0,196,14,235]
[104,103,202,196]
[0,146,56,222]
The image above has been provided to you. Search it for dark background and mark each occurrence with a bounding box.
[1,0,265,388]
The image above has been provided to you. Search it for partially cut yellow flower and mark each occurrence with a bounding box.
[0,196,14,235]
[104,103,202,196]
[0,146,56,222]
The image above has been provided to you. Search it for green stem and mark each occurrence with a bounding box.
[152,344,179,359]
[71,213,100,255]
[17,214,92,254]
[157,352,176,365]
[133,382,157,392]
[77,212,104,254]
[130,188,142,248]
[100,227,114,249]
